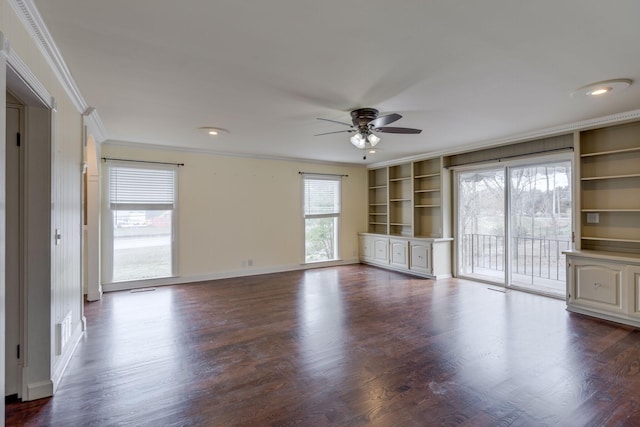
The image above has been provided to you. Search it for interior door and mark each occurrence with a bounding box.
[5,103,22,397]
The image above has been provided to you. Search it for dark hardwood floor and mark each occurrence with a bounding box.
[6,265,640,426]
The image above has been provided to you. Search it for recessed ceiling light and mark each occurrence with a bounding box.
[571,79,632,98]
[368,149,377,154]
[198,126,229,136]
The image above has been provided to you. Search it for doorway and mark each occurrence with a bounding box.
[457,157,573,297]
[4,62,54,402]
[5,92,23,398]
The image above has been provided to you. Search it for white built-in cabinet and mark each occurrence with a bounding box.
[360,155,452,278]
[565,120,640,326]
[565,251,640,327]
[359,234,452,279]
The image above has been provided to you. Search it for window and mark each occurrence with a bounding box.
[105,164,177,283]
[303,174,341,263]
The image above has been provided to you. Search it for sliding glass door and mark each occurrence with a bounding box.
[509,163,572,295]
[457,158,572,296]
[458,168,506,283]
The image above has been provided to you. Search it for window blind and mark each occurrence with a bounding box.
[303,176,341,216]
[109,166,175,210]
[445,134,573,168]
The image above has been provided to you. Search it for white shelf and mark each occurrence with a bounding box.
[389,177,411,182]
[414,173,440,179]
[582,209,640,212]
[582,236,640,244]
[390,198,411,202]
[581,146,640,157]
[369,185,387,189]
[581,173,640,181]
[415,204,441,208]
[414,188,440,193]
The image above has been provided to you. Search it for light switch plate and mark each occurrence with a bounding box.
[586,213,600,224]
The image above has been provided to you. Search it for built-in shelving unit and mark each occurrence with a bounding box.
[413,158,450,238]
[361,156,452,279]
[368,168,388,234]
[565,120,640,328]
[388,163,413,236]
[578,121,640,252]
[365,157,451,238]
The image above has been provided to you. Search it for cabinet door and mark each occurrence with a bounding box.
[410,242,432,274]
[359,236,373,261]
[570,260,624,313]
[628,266,640,318]
[390,239,409,268]
[373,238,389,263]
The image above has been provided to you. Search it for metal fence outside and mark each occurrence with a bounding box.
[461,234,572,282]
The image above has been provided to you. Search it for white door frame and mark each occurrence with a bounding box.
[2,31,57,403]
[1,31,8,426]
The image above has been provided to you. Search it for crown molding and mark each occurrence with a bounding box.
[82,109,108,143]
[8,0,108,142]
[368,108,640,169]
[0,31,9,58]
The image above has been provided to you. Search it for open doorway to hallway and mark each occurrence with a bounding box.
[5,91,23,399]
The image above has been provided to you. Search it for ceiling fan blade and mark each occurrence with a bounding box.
[369,113,402,128]
[375,127,422,134]
[317,117,353,127]
[314,129,356,136]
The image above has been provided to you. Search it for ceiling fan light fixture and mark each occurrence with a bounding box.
[350,133,366,149]
[367,133,381,147]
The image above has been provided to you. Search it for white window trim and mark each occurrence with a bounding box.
[301,173,342,264]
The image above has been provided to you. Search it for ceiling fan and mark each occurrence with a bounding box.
[316,108,422,158]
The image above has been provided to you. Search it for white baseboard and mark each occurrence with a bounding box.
[102,258,360,292]
[25,380,54,401]
[86,288,102,301]
[52,321,85,394]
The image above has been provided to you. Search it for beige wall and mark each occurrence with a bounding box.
[101,144,367,284]
[2,0,84,400]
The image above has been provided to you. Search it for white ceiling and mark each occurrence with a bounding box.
[32,0,640,165]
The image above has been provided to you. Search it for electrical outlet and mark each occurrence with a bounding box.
[248,259,253,267]
[241,260,246,268]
